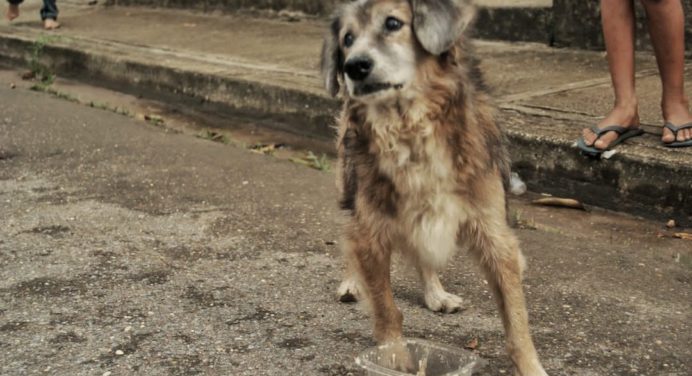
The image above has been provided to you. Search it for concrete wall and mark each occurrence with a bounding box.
[105,0,341,15]
[552,0,692,52]
[106,0,692,52]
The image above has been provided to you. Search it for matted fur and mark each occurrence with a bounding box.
[322,1,547,375]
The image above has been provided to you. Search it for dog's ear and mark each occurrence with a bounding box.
[410,0,476,55]
[321,17,344,97]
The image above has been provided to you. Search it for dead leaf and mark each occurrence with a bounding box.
[144,114,164,123]
[531,197,586,211]
[673,232,692,241]
[464,338,478,350]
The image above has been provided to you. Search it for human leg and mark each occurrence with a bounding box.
[640,0,692,144]
[582,0,641,151]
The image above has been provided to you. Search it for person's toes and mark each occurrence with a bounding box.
[582,129,596,146]
[662,127,676,144]
[682,128,692,142]
[593,132,618,150]
[676,128,687,142]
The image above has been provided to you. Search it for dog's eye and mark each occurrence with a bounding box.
[384,17,403,32]
[344,33,355,48]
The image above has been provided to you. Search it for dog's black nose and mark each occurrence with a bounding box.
[344,57,373,81]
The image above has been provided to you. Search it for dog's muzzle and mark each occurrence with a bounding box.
[353,82,404,97]
[345,57,374,82]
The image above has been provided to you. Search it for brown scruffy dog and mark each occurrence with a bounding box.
[321,0,548,375]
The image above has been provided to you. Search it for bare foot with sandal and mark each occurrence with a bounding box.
[5,0,60,30]
[579,0,692,155]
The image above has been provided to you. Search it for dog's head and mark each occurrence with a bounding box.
[321,0,475,100]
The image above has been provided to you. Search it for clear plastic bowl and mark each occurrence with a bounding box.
[355,338,485,376]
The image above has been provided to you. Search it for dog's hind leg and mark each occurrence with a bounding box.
[469,219,548,376]
[417,263,464,313]
[344,228,403,344]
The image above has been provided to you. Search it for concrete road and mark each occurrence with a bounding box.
[0,86,690,375]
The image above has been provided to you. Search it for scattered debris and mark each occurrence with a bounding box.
[277,10,305,22]
[10,82,16,89]
[88,0,98,5]
[666,219,676,229]
[532,197,586,211]
[673,232,692,241]
[509,172,527,196]
[197,130,230,144]
[21,71,35,80]
[290,151,331,172]
[602,149,618,159]
[250,143,286,155]
[144,114,165,127]
[464,338,478,350]
[183,23,197,28]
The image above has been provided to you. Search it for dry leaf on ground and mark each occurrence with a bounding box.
[464,338,478,350]
[531,197,586,211]
[673,233,692,241]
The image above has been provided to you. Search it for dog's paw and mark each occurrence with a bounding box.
[514,368,549,376]
[424,289,464,313]
[337,278,361,303]
[378,339,415,373]
[513,361,549,376]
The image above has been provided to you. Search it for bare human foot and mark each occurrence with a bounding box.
[43,18,60,30]
[582,100,640,150]
[6,3,19,21]
[662,98,692,144]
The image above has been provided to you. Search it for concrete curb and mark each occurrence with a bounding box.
[102,1,692,52]
[104,1,555,44]
[0,30,340,140]
[0,29,689,225]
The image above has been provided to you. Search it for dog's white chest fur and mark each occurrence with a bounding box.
[369,107,471,267]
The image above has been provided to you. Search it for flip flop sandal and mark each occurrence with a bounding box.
[577,125,645,157]
[662,122,692,148]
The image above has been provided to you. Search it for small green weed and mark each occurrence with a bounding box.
[87,101,132,117]
[145,114,165,127]
[197,130,230,144]
[510,209,536,230]
[29,85,78,103]
[290,151,331,172]
[28,35,59,85]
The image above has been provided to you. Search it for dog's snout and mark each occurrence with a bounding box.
[345,57,374,81]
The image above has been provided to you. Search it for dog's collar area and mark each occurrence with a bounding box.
[353,82,404,97]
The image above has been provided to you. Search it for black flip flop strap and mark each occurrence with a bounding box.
[590,125,628,141]
[664,122,692,135]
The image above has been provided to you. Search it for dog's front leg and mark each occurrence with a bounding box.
[470,221,548,376]
[344,228,403,343]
